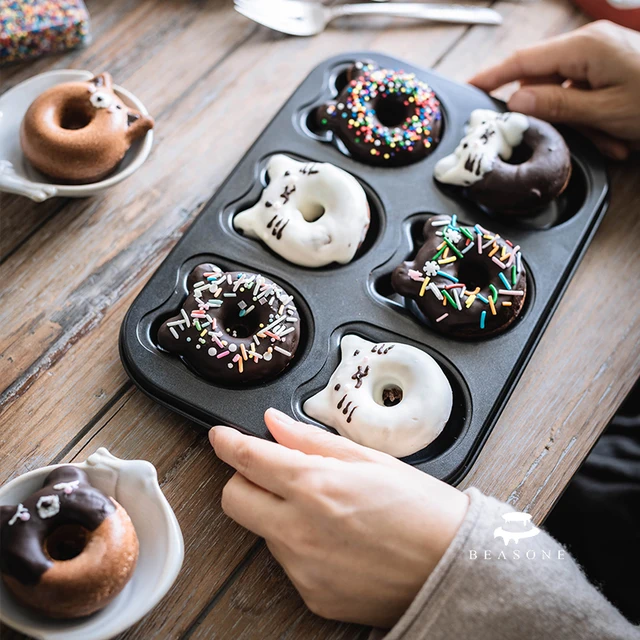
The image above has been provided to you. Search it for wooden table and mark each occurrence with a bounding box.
[1,1,639,638]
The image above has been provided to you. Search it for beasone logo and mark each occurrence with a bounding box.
[493,512,541,546]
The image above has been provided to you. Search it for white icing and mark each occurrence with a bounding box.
[53,479,80,494]
[434,109,529,187]
[8,504,30,526]
[36,494,60,519]
[90,91,114,109]
[234,155,370,268]
[304,335,453,458]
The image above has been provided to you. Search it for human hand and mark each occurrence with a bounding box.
[469,20,640,160]
[209,409,468,628]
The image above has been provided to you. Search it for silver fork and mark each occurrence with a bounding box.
[234,0,502,35]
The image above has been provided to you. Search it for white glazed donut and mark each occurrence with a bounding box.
[304,335,453,458]
[233,155,370,268]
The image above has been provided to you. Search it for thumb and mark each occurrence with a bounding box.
[508,85,604,127]
[264,408,383,463]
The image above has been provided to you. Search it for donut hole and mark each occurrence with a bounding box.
[226,315,262,339]
[382,385,403,407]
[457,259,492,291]
[375,95,411,128]
[299,201,325,222]
[45,524,89,561]
[59,99,94,130]
[503,143,533,165]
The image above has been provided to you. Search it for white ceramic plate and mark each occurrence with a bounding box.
[0,70,154,202]
[0,448,183,640]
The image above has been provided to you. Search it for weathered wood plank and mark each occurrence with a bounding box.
[186,544,369,640]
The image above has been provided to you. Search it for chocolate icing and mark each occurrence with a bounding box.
[315,62,442,166]
[0,467,116,586]
[391,215,527,338]
[157,264,301,384]
[466,118,571,215]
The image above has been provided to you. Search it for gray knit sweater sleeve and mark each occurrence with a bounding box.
[379,488,639,640]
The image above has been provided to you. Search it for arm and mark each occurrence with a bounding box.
[210,410,638,637]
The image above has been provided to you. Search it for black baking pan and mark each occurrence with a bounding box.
[119,52,609,485]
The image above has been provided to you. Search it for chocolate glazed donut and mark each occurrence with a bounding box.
[391,215,527,338]
[0,466,138,619]
[20,72,154,184]
[434,110,571,216]
[157,264,301,385]
[315,61,442,166]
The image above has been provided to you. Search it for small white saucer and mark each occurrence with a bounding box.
[0,448,183,640]
[0,70,154,202]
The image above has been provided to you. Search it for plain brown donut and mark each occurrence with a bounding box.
[20,72,154,184]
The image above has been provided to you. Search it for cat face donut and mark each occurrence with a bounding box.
[20,72,154,184]
[434,109,571,216]
[157,264,301,385]
[234,155,370,268]
[391,215,527,338]
[315,62,442,166]
[0,466,138,619]
[304,335,452,458]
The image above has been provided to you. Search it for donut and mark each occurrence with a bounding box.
[234,155,370,268]
[157,264,301,384]
[0,466,138,619]
[434,109,571,216]
[391,215,527,338]
[315,61,442,166]
[304,335,452,458]
[20,72,154,184]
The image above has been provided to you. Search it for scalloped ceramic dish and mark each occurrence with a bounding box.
[0,448,183,640]
[0,70,154,202]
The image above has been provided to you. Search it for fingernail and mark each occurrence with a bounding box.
[266,408,296,425]
[208,427,217,446]
[508,89,536,114]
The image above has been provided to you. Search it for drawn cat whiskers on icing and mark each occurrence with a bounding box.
[434,110,529,187]
[234,155,370,268]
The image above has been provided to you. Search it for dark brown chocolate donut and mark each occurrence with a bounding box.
[391,215,527,338]
[434,110,571,216]
[157,264,301,384]
[0,466,138,619]
[315,62,442,166]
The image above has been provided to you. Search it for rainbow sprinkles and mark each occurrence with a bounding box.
[317,61,442,166]
[157,264,301,384]
[392,215,527,338]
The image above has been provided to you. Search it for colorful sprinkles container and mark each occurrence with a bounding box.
[1,0,90,65]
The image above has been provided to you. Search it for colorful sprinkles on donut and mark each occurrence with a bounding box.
[391,215,527,338]
[157,264,301,384]
[316,62,442,166]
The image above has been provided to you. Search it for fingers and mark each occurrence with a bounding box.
[210,425,306,498]
[469,33,591,92]
[265,408,383,463]
[221,472,287,537]
[507,85,606,127]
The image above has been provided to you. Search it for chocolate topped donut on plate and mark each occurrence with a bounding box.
[392,215,527,338]
[434,109,571,216]
[0,466,138,619]
[157,264,301,384]
[315,61,442,166]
